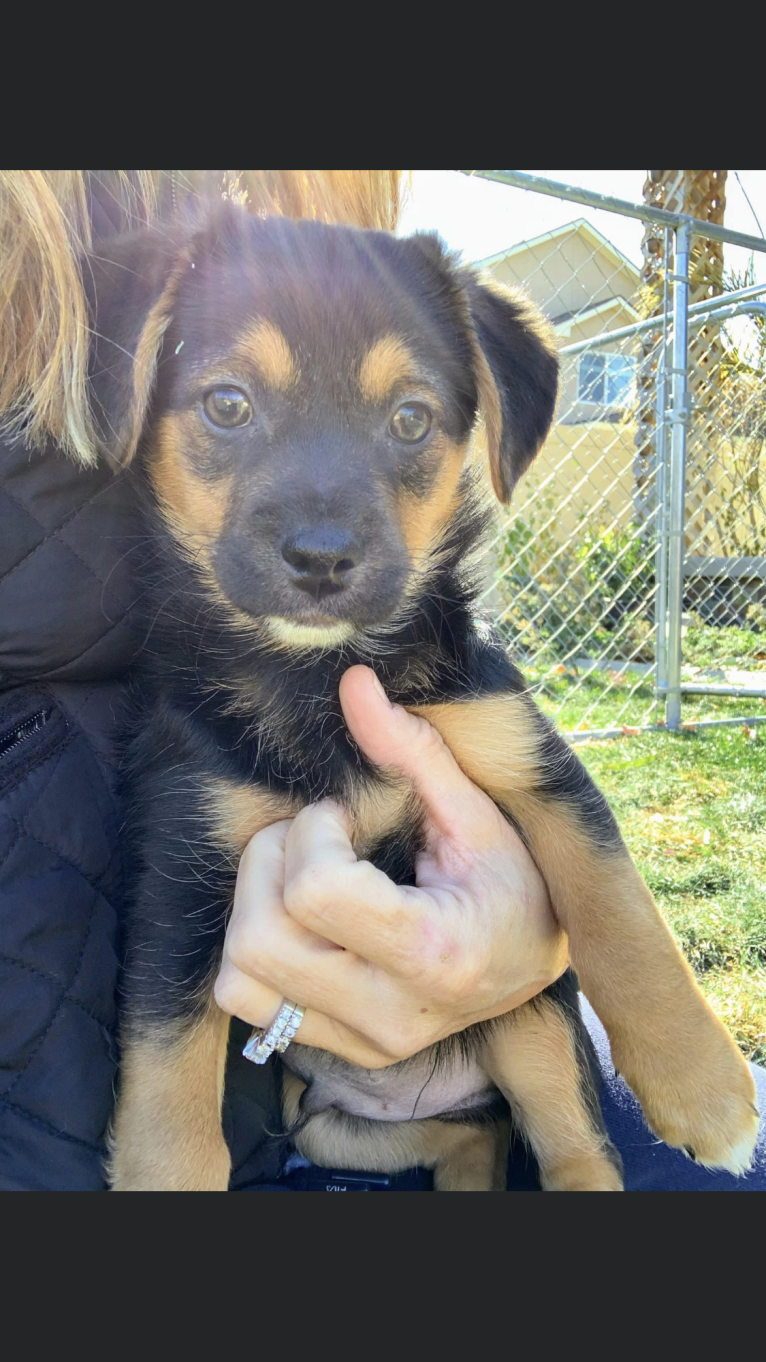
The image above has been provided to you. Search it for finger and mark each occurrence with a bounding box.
[282,799,356,883]
[214,960,387,1066]
[339,665,508,847]
[230,813,346,972]
[295,1013,401,1069]
[282,799,432,965]
[228,832,398,1024]
[224,846,447,1052]
[237,817,291,883]
[233,817,305,950]
[229,814,347,998]
[216,943,420,1065]
[215,965,402,1069]
[232,806,433,1002]
[214,965,284,1036]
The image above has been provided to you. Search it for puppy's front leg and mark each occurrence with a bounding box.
[109,1003,232,1192]
[415,695,759,1174]
[110,765,297,1190]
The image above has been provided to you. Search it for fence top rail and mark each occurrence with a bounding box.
[560,296,766,357]
[460,170,766,256]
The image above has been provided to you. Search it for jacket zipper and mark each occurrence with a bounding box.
[0,709,51,761]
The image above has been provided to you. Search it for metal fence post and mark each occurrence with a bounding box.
[666,223,691,729]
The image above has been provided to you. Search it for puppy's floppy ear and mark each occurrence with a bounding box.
[463,275,559,504]
[84,227,189,464]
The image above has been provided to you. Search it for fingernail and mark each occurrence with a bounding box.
[371,674,393,707]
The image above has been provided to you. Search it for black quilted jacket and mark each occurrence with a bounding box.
[1,181,286,1190]
[0,436,281,1191]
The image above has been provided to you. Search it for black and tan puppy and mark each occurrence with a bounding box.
[86,205,758,1190]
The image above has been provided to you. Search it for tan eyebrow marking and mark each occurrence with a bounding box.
[358,335,421,403]
[235,320,298,391]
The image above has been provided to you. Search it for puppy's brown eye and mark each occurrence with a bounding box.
[203,388,252,428]
[389,403,432,444]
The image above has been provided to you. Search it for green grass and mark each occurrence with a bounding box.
[528,666,766,734]
[574,725,766,1063]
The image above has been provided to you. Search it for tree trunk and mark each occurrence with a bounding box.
[635,171,727,553]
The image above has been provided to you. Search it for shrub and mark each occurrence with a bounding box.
[493,506,656,665]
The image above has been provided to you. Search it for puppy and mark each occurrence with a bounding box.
[85,205,758,1190]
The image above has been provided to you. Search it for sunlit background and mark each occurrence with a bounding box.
[399,170,766,282]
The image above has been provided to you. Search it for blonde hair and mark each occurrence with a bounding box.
[0,170,404,466]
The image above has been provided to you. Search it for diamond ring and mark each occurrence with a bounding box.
[242,1000,305,1065]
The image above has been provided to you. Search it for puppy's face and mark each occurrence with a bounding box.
[151,220,480,648]
[87,209,558,649]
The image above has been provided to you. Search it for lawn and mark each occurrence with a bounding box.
[531,665,766,733]
[572,724,766,1064]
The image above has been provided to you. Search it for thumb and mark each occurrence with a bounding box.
[338,665,503,846]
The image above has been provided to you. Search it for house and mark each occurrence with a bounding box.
[475,220,642,538]
[476,219,641,425]
[474,217,766,640]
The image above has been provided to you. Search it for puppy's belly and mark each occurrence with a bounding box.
[283,1045,496,1121]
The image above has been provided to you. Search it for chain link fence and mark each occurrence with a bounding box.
[465,172,766,738]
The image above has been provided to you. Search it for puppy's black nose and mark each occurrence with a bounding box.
[281,526,364,597]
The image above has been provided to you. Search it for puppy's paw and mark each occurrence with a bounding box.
[613,1024,759,1176]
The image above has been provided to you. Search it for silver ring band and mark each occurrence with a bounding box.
[242,1000,305,1065]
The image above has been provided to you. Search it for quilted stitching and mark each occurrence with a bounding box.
[1,883,101,1104]
[40,613,135,679]
[0,690,122,1180]
[0,476,132,610]
[46,684,126,778]
[0,952,114,1033]
[0,437,144,684]
[0,729,70,879]
[0,1093,103,1154]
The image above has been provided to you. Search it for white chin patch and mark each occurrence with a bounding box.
[263,617,356,651]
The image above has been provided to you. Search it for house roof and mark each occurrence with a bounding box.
[473,218,641,284]
[553,295,640,338]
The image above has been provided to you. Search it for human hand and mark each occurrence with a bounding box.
[215,666,569,1068]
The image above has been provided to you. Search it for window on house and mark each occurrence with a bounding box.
[578,353,635,407]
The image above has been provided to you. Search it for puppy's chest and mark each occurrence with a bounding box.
[206,762,420,874]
